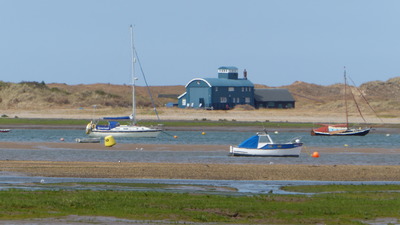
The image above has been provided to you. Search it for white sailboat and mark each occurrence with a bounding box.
[86,25,162,138]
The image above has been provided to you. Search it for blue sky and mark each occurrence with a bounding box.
[1,0,400,87]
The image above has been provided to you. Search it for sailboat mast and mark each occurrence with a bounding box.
[130,25,136,124]
[344,67,349,129]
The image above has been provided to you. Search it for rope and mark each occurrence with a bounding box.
[161,130,176,137]
[133,49,160,121]
[348,76,385,124]
[349,86,367,123]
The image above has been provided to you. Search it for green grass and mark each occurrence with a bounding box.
[1,185,400,224]
[0,118,89,126]
[156,120,315,128]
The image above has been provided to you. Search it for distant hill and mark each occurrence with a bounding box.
[0,78,399,112]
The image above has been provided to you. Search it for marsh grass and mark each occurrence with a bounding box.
[1,185,400,224]
[0,117,316,128]
[2,116,397,129]
[0,118,88,126]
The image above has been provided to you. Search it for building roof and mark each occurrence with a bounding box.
[185,78,254,88]
[218,66,238,70]
[254,89,295,102]
[177,92,187,99]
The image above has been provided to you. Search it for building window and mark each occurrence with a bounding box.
[220,97,227,103]
[182,99,186,106]
[241,87,244,92]
[215,87,218,92]
[237,97,240,103]
[228,87,234,92]
[245,97,251,103]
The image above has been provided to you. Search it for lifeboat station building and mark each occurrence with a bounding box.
[178,67,254,110]
[178,66,296,110]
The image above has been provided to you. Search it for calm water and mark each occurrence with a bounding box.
[0,129,400,165]
[1,129,400,148]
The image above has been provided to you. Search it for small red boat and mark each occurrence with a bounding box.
[311,124,370,136]
[0,129,11,133]
[311,68,372,137]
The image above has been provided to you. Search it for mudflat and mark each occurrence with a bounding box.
[2,160,400,181]
[1,142,400,181]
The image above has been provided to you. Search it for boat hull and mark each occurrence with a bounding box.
[88,125,161,138]
[88,130,161,138]
[311,128,370,136]
[229,145,302,157]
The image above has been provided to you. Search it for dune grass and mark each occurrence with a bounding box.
[1,185,400,224]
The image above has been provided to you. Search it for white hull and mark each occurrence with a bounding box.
[88,125,161,138]
[230,145,302,157]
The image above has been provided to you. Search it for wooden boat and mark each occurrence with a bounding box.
[229,131,302,157]
[311,68,371,136]
[311,124,370,136]
[86,25,161,138]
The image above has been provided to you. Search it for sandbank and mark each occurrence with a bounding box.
[1,142,400,181]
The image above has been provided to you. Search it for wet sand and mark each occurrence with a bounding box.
[1,141,400,153]
[1,142,400,181]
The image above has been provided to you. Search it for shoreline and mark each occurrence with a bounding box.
[1,124,399,134]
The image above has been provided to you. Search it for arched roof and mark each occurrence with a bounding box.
[185,78,254,88]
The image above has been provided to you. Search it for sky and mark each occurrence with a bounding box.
[1,0,400,87]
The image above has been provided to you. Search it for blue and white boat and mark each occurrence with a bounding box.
[229,131,302,157]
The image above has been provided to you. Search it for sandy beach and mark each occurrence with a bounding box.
[2,107,400,124]
[1,142,400,181]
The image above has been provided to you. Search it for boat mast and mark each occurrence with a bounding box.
[344,67,349,129]
[130,25,136,125]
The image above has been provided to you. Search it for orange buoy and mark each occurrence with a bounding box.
[312,152,320,158]
[173,135,178,139]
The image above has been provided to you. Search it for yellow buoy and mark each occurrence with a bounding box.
[201,132,206,135]
[104,135,116,147]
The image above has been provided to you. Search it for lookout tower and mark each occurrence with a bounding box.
[218,66,239,79]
